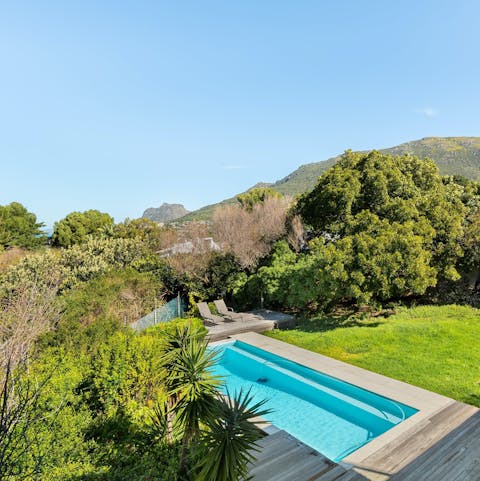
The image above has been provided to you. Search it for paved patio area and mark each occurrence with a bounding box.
[233,333,480,481]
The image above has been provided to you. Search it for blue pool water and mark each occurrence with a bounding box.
[210,341,417,461]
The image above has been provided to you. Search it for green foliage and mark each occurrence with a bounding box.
[238,216,438,310]
[52,210,114,247]
[315,218,436,305]
[204,253,242,298]
[296,151,466,297]
[236,187,282,211]
[0,201,46,249]
[154,323,267,481]
[460,207,480,271]
[60,236,147,287]
[45,269,164,352]
[79,330,164,414]
[234,240,309,309]
[0,237,149,298]
[3,351,94,481]
[25,319,207,480]
[0,249,65,297]
[103,217,172,251]
[142,317,205,338]
[196,389,270,481]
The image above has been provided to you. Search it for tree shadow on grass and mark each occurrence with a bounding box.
[291,309,390,333]
[464,393,480,409]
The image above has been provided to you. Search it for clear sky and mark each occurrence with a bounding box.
[1,0,479,227]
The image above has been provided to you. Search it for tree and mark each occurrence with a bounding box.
[0,362,55,480]
[236,151,472,311]
[159,324,219,478]
[0,236,148,299]
[213,196,291,269]
[0,279,63,479]
[0,280,60,370]
[104,217,177,252]
[298,150,466,280]
[236,187,282,211]
[0,202,46,249]
[52,209,114,247]
[458,206,480,289]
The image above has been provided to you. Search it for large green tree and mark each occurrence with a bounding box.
[298,150,466,280]
[0,202,46,249]
[52,209,114,247]
[236,152,473,311]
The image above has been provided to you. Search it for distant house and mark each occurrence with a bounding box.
[158,237,221,258]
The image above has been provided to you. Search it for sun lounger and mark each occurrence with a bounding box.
[213,299,262,322]
[213,299,244,320]
[197,302,233,324]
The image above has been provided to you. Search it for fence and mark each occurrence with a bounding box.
[130,295,184,332]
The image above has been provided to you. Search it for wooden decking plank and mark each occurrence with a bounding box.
[460,458,480,481]
[260,458,334,481]
[331,470,366,481]
[250,444,307,476]
[249,430,341,481]
[366,401,473,462]
[251,431,297,464]
[389,410,480,480]
[248,403,480,481]
[359,401,478,474]
[252,446,326,480]
[313,465,350,481]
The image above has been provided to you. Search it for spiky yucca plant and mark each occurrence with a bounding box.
[156,324,270,481]
[194,388,270,481]
[158,324,220,479]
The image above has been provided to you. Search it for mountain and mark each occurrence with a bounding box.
[178,183,273,222]
[142,203,190,223]
[179,136,480,221]
[272,136,480,197]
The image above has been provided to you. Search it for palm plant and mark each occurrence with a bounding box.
[158,324,221,479]
[194,388,271,481]
[157,324,270,481]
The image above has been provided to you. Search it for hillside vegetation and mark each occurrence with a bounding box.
[180,137,480,221]
[2,147,480,479]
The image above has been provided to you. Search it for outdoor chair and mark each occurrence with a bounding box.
[213,299,262,322]
[196,302,233,325]
[213,299,244,320]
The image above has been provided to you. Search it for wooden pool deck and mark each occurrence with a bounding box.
[205,309,295,341]
[230,333,480,481]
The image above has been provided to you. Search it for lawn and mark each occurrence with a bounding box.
[265,305,480,407]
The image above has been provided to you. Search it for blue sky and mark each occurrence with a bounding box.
[1,0,479,227]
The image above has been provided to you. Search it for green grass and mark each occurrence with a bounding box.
[265,305,480,407]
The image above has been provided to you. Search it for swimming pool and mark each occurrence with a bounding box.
[210,340,417,462]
